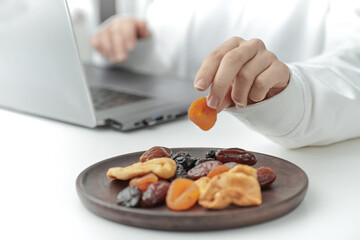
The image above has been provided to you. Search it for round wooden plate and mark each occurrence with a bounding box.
[76,148,308,231]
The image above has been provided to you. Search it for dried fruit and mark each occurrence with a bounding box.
[198,164,262,209]
[216,148,257,166]
[129,173,158,191]
[257,167,276,188]
[171,164,189,180]
[205,149,219,159]
[166,178,200,211]
[171,151,198,171]
[194,158,213,166]
[187,160,223,179]
[139,146,172,162]
[107,157,177,180]
[207,165,230,178]
[141,181,170,207]
[188,97,217,131]
[117,186,142,207]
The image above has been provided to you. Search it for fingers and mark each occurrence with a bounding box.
[91,18,151,63]
[231,51,276,108]
[248,60,289,102]
[207,38,265,109]
[194,37,290,111]
[194,37,245,91]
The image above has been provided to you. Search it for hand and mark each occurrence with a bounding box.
[193,37,290,112]
[91,17,151,63]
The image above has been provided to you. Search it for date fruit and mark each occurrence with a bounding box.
[187,161,223,179]
[257,167,276,188]
[216,148,257,166]
[117,186,142,207]
[139,146,172,162]
[141,181,170,207]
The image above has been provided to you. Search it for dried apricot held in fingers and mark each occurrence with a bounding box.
[166,178,200,211]
[188,97,217,131]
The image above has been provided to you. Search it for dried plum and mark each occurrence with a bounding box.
[171,151,198,171]
[117,186,142,207]
[205,149,219,159]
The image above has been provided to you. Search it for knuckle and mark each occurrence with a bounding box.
[229,36,242,45]
[264,51,277,61]
[249,38,265,49]
[253,76,268,91]
[223,50,242,64]
[238,69,253,81]
[208,49,223,61]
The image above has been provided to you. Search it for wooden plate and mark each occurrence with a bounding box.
[76,148,308,231]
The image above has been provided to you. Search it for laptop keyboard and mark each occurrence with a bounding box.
[90,87,148,110]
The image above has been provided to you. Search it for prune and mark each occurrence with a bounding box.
[257,167,276,188]
[129,173,158,191]
[207,165,230,178]
[166,178,199,211]
[139,146,172,162]
[187,161,223,179]
[117,186,142,207]
[171,151,198,171]
[224,162,238,169]
[216,148,257,166]
[141,181,170,207]
[170,164,188,180]
[205,149,219,159]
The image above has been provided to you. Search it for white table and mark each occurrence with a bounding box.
[1,107,359,240]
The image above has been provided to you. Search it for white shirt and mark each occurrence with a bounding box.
[95,0,360,148]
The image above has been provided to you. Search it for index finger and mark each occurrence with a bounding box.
[193,37,244,91]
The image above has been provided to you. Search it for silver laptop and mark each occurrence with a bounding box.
[0,0,200,131]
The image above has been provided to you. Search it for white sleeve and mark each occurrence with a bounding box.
[225,1,360,149]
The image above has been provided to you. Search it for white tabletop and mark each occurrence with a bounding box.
[1,107,359,240]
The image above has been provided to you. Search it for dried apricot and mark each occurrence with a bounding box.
[188,97,217,131]
[166,178,199,211]
[129,173,158,191]
[207,165,230,178]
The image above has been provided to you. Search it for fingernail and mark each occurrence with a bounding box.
[194,78,206,90]
[234,101,246,109]
[236,103,245,109]
[207,95,219,109]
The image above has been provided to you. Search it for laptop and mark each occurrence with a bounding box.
[0,0,201,131]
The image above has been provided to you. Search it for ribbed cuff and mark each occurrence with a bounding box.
[225,66,306,137]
